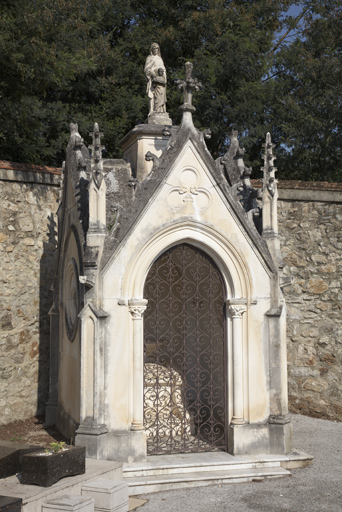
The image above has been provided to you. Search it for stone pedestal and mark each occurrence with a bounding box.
[119,125,170,182]
[42,496,94,512]
[228,423,269,455]
[82,478,128,512]
[146,113,172,126]
[228,420,293,456]
[75,426,108,460]
[106,431,146,463]
[269,416,293,455]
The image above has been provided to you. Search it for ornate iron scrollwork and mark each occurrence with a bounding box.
[144,243,226,454]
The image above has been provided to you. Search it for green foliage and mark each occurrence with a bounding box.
[266,1,342,181]
[45,441,66,453]
[0,0,341,180]
[10,432,21,442]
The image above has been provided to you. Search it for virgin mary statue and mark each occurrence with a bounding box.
[144,43,167,116]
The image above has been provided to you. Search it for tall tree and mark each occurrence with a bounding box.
[266,0,342,181]
[2,0,341,182]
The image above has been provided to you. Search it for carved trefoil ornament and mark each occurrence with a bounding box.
[167,168,211,211]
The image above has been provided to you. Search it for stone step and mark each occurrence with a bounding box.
[123,450,313,480]
[123,459,282,478]
[125,466,290,495]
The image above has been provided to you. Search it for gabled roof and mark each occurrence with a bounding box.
[100,117,275,274]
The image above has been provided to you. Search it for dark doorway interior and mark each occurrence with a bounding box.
[144,243,226,455]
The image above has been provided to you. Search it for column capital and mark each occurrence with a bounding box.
[128,299,148,319]
[229,305,246,318]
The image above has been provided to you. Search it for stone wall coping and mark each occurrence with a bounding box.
[1,158,342,199]
[252,179,342,203]
[0,160,61,185]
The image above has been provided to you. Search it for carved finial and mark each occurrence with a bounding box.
[176,62,202,114]
[89,122,105,188]
[59,161,65,203]
[261,132,280,256]
[262,132,277,195]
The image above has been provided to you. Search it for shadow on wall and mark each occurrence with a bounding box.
[38,210,58,417]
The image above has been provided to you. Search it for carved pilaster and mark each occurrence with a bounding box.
[228,300,247,425]
[128,299,148,430]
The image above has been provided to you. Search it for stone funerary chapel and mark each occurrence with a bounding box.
[47,49,293,463]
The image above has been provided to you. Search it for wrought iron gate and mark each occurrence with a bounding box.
[143,243,226,455]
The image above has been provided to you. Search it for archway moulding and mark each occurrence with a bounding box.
[118,220,253,300]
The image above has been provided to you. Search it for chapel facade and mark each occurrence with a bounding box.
[46,56,293,462]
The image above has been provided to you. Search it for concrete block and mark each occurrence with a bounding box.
[42,495,94,512]
[82,479,128,512]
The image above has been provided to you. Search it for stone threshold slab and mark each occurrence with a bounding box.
[126,466,290,495]
[0,459,122,512]
[123,449,313,476]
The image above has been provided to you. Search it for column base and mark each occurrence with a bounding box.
[131,422,145,431]
[228,418,293,455]
[106,430,146,463]
[269,415,293,454]
[75,424,108,459]
[231,417,245,425]
[228,423,269,455]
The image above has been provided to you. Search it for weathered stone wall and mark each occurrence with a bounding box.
[0,163,59,425]
[1,165,341,425]
[278,187,342,421]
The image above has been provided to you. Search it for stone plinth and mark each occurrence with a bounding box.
[82,479,128,512]
[119,124,170,182]
[0,496,22,512]
[42,496,94,512]
[146,113,172,126]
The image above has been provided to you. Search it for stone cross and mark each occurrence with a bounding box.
[176,62,202,113]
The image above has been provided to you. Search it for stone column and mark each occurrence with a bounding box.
[228,301,247,425]
[128,299,148,431]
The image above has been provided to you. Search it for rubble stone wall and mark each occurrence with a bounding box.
[1,166,341,425]
[278,191,342,421]
[0,165,59,425]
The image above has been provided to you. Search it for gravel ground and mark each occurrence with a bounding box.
[136,414,342,512]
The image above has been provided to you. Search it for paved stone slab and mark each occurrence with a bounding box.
[127,498,148,512]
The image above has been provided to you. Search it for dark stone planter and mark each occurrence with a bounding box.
[20,446,86,487]
[0,441,44,479]
[0,496,22,512]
